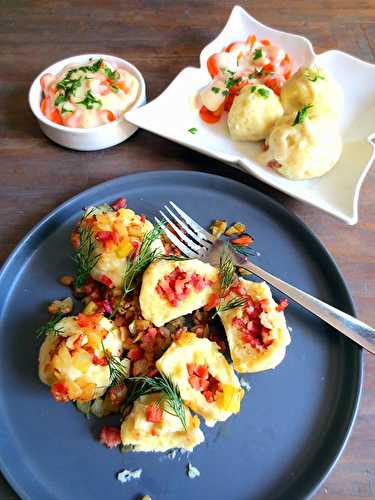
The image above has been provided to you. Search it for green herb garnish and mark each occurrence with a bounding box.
[188,127,198,134]
[54,94,66,107]
[293,104,314,126]
[35,312,65,338]
[104,66,120,81]
[222,90,230,96]
[102,343,129,387]
[250,86,270,98]
[111,85,120,93]
[55,71,82,104]
[72,210,101,288]
[77,90,102,110]
[124,374,187,430]
[225,76,242,90]
[78,58,103,73]
[253,48,263,60]
[211,87,220,94]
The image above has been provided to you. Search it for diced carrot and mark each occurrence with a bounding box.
[261,39,271,46]
[40,98,48,115]
[115,81,129,93]
[231,235,254,246]
[263,63,275,73]
[263,78,281,96]
[247,34,256,46]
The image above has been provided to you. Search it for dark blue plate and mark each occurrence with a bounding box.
[0,171,362,500]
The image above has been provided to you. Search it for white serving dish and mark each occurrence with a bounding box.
[125,5,375,224]
[29,53,146,151]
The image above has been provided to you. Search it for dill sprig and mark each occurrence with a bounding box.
[72,210,101,288]
[35,312,65,338]
[102,342,129,387]
[111,221,165,316]
[229,242,256,259]
[213,246,246,317]
[124,374,187,430]
[159,255,191,262]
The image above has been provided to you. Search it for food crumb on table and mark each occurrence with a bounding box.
[239,377,252,392]
[116,468,142,483]
[187,462,200,479]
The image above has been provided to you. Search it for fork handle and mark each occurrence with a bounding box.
[245,261,375,354]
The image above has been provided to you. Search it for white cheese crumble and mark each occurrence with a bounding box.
[239,377,251,392]
[117,468,142,483]
[167,449,177,460]
[187,463,200,479]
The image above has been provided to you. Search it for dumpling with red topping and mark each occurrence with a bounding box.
[39,313,125,402]
[139,259,219,327]
[121,393,205,452]
[156,332,244,426]
[71,200,164,289]
[218,279,290,373]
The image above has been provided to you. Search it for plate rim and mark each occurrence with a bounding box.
[0,170,364,500]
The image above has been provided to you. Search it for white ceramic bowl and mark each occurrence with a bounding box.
[29,53,146,151]
[126,6,375,225]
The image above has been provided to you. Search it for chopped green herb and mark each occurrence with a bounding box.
[211,86,220,94]
[253,48,263,60]
[56,73,82,101]
[225,76,242,90]
[188,127,198,134]
[222,90,230,96]
[250,86,270,98]
[77,90,102,110]
[54,94,66,106]
[220,67,235,76]
[104,66,120,81]
[78,58,103,73]
[111,85,120,93]
[293,104,314,126]
[61,105,73,114]
[35,312,65,338]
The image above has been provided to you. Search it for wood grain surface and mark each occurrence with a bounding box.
[0,1,374,498]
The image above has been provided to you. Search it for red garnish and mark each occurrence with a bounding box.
[99,426,121,448]
[204,292,220,311]
[146,402,163,423]
[199,105,222,124]
[95,231,112,241]
[98,274,113,287]
[111,197,127,211]
[230,235,253,246]
[207,53,220,78]
[156,267,212,307]
[127,347,144,361]
[232,296,273,349]
[267,160,282,169]
[187,363,222,402]
[276,298,289,312]
[76,312,101,328]
[51,382,69,402]
[140,214,146,223]
[108,384,127,404]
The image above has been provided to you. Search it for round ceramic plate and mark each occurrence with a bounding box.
[0,171,362,500]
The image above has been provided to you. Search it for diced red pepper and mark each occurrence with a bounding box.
[146,402,163,423]
[111,197,127,211]
[99,426,121,448]
[231,235,254,246]
[99,274,113,288]
[51,382,69,402]
[127,346,144,361]
[76,312,101,328]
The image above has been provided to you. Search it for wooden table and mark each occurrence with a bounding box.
[0,1,374,498]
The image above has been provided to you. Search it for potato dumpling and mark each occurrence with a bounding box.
[121,393,204,452]
[156,332,244,427]
[72,204,164,288]
[219,279,290,373]
[139,259,219,327]
[261,112,342,180]
[39,314,125,403]
[227,84,283,141]
[280,66,343,118]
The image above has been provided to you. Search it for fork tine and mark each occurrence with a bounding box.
[159,210,206,254]
[155,217,199,258]
[163,205,212,250]
[169,201,216,243]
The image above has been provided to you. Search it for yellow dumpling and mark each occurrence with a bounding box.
[219,279,290,373]
[260,112,342,180]
[280,66,343,118]
[139,259,219,327]
[39,314,125,402]
[227,84,283,141]
[121,393,205,452]
[156,332,244,427]
[72,205,164,288]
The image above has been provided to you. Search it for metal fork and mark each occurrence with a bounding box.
[156,201,375,355]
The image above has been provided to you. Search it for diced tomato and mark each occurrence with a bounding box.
[204,292,220,311]
[127,346,144,361]
[195,365,209,379]
[99,274,113,287]
[140,214,146,223]
[40,97,48,115]
[50,108,63,125]
[111,197,127,210]
[261,39,271,46]
[199,105,222,124]
[51,382,69,402]
[276,298,289,312]
[203,390,214,403]
[263,63,275,73]
[207,53,220,78]
[99,426,121,448]
[231,235,253,246]
[95,231,112,241]
[146,402,163,423]
[104,110,116,122]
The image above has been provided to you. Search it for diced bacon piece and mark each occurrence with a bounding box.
[99,274,113,288]
[108,384,127,404]
[99,426,121,448]
[127,346,144,361]
[111,197,127,211]
[146,402,163,423]
[51,382,69,402]
[276,298,289,312]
